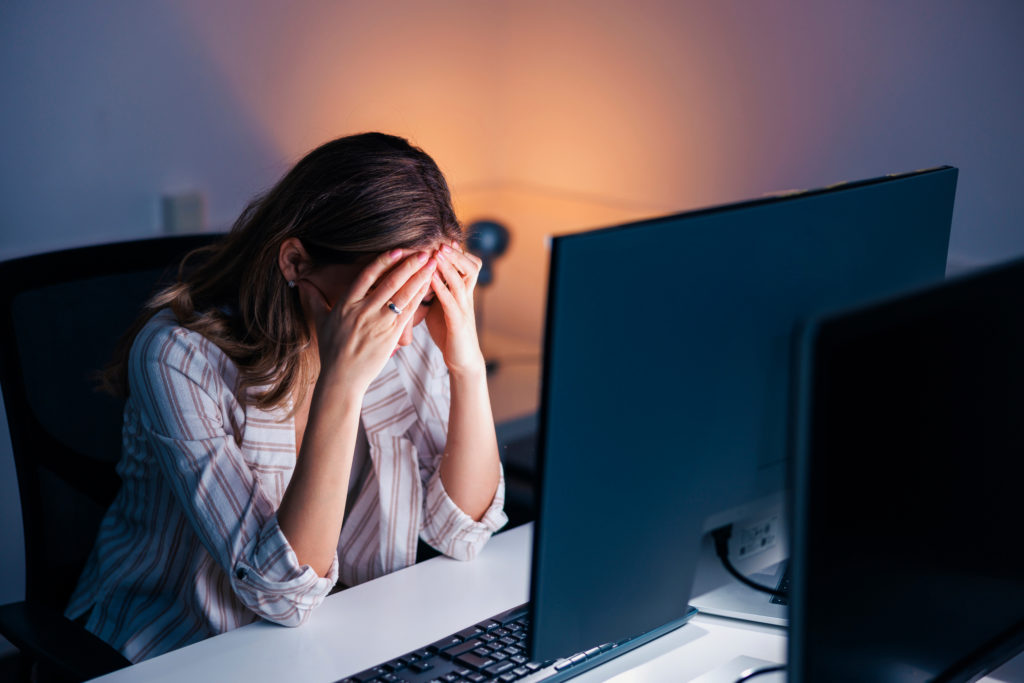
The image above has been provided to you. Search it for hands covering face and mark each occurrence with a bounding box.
[425,240,486,377]
[295,239,486,397]
[295,249,436,395]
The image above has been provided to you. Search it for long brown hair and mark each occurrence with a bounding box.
[104,132,462,410]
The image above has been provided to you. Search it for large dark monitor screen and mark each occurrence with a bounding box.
[790,258,1024,682]
[529,167,958,663]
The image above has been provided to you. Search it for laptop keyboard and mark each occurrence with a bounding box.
[769,564,791,606]
[337,603,624,683]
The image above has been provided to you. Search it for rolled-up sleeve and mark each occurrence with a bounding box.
[421,464,507,561]
[132,323,336,626]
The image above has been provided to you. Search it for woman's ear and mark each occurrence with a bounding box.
[278,237,313,284]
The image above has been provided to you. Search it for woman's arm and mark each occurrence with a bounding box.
[428,242,501,521]
[276,383,362,577]
[441,365,501,521]
[279,247,437,576]
[132,319,336,626]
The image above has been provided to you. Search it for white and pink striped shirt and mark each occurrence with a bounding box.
[66,310,506,662]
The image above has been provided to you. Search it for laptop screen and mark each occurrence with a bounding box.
[790,258,1024,682]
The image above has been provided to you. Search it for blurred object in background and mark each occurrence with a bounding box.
[466,219,511,374]
[466,219,510,287]
[161,192,206,235]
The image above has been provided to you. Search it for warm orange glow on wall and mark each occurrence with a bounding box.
[177,2,722,345]
[174,1,944,347]
[176,2,500,190]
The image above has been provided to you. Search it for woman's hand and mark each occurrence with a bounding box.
[427,240,487,378]
[297,249,436,396]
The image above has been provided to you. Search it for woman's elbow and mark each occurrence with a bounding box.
[251,599,321,628]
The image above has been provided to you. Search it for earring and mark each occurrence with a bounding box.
[288,280,295,288]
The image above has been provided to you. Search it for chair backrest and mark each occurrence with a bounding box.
[0,234,221,610]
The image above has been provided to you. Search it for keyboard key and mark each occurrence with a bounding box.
[466,674,487,683]
[448,639,483,658]
[441,674,461,682]
[513,666,530,677]
[414,649,436,660]
[429,635,463,652]
[499,673,518,682]
[454,668,472,677]
[525,662,542,672]
[490,651,509,662]
[387,657,411,670]
[454,653,494,670]
[583,647,601,659]
[472,647,492,658]
[499,608,529,625]
[510,655,528,665]
[502,646,520,656]
[484,660,515,676]
[493,628,510,637]
[456,625,485,641]
[409,661,434,674]
[499,636,517,646]
[484,620,503,631]
[350,665,390,681]
[553,660,573,671]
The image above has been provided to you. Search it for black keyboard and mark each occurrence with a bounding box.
[337,603,625,683]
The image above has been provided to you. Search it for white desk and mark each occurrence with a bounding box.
[90,523,1022,683]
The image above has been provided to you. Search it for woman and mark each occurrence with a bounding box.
[66,132,507,663]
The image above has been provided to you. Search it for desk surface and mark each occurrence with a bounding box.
[91,523,1022,683]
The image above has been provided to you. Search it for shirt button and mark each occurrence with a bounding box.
[235,567,247,580]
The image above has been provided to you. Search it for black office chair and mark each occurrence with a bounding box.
[0,234,222,682]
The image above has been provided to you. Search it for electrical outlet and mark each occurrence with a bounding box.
[733,515,779,560]
[162,192,205,234]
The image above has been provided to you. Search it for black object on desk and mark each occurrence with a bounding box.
[789,257,1024,682]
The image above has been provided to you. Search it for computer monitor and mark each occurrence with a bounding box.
[789,258,1024,683]
[528,167,958,662]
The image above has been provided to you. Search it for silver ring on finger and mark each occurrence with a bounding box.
[387,301,403,315]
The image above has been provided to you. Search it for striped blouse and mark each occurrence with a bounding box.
[65,310,507,663]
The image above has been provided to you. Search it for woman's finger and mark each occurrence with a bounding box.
[387,257,437,313]
[408,278,432,315]
[450,240,483,272]
[435,252,469,300]
[347,248,405,303]
[364,252,432,309]
[430,271,459,313]
[441,246,481,285]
